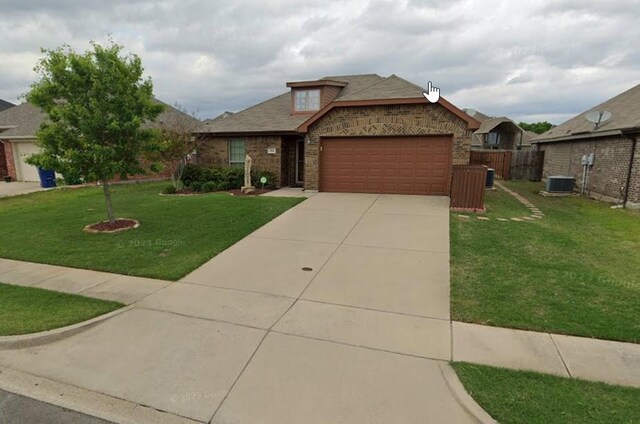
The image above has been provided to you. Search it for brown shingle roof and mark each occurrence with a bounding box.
[199,74,386,134]
[199,92,308,134]
[199,73,480,134]
[0,100,199,139]
[0,102,47,138]
[334,74,424,101]
[535,82,640,143]
[325,74,384,99]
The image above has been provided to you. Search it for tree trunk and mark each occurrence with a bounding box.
[101,179,116,224]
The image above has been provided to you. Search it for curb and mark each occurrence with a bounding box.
[0,366,200,424]
[0,306,131,350]
[439,362,497,424]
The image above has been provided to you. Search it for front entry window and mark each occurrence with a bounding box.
[229,139,245,167]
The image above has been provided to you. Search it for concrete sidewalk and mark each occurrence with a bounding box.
[0,258,170,304]
[0,181,45,198]
[453,321,640,388]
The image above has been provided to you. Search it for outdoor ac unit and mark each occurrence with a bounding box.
[546,176,575,193]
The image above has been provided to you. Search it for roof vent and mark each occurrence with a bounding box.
[584,110,612,129]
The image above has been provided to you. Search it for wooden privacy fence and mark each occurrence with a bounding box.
[450,165,487,211]
[470,150,512,179]
[509,150,545,181]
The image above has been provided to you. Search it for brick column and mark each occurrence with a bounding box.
[3,141,17,180]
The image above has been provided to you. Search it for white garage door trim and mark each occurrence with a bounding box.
[12,140,41,182]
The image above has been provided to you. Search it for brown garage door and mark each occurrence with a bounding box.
[320,136,452,195]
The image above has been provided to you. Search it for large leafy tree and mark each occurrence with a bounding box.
[518,121,555,134]
[26,41,164,224]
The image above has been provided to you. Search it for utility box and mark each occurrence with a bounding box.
[581,153,595,166]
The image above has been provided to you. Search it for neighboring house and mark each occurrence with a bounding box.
[464,109,532,150]
[196,74,480,195]
[0,100,199,182]
[0,99,14,113]
[533,83,640,207]
[204,111,234,124]
[0,99,15,177]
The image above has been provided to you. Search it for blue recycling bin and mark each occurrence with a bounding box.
[37,168,57,188]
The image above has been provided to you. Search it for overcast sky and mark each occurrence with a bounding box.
[1,0,638,124]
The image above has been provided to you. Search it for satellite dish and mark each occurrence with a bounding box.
[585,110,612,128]
[464,108,477,117]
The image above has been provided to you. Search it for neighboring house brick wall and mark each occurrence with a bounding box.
[3,141,17,180]
[196,135,283,186]
[540,136,639,205]
[0,141,7,177]
[304,103,473,190]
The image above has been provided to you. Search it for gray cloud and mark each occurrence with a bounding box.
[0,0,638,124]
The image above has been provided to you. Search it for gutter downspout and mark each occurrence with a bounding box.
[622,133,638,208]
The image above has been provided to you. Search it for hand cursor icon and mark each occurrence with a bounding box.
[423,81,440,103]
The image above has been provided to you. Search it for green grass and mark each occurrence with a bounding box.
[0,283,123,336]
[452,363,640,424]
[0,182,304,280]
[451,180,640,343]
[481,184,532,218]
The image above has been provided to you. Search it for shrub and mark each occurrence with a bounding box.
[201,181,219,193]
[189,181,203,192]
[62,171,83,186]
[161,185,177,194]
[181,164,207,187]
[179,164,275,191]
[252,169,278,189]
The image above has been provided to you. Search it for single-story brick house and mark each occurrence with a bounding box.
[195,74,480,195]
[0,100,199,182]
[533,83,640,207]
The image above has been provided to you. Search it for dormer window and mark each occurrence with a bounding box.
[294,89,321,112]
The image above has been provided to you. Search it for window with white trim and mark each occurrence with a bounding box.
[294,89,321,112]
[229,139,245,167]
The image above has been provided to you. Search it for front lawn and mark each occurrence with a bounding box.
[451,181,640,343]
[0,183,303,280]
[0,283,123,336]
[452,362,640,424]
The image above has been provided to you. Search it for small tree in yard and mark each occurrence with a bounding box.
[26,41,164,225]
[146,104,199,191]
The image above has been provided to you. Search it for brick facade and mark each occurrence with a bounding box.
[197,103,474,191]
[3,141,17,180]
[196,135,283,186]
[0,141,7,177]
[303,103,473,190]
[540,136,639,205]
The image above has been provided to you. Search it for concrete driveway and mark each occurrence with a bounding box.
[0,193,475,423]
[0,181,44,198]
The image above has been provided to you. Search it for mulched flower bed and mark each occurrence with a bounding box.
[84,218,140,234]
[160,188,272,196]
[227,189,272,196]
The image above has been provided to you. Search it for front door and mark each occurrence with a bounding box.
[295,139,304,184]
